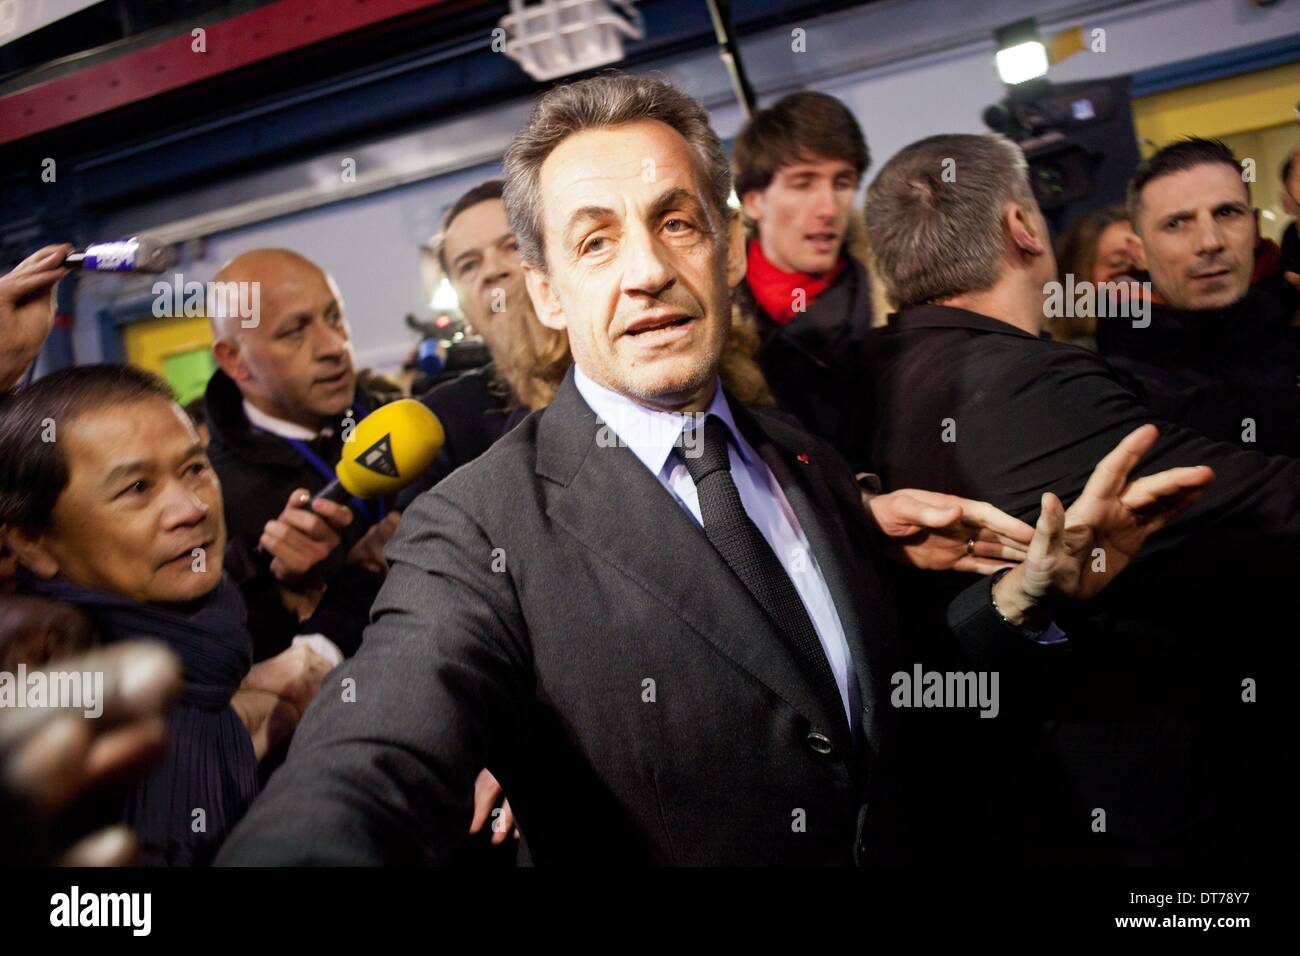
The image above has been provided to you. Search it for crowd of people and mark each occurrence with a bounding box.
[1,72,1296,867]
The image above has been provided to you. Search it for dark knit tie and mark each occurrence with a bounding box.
[681,415,844,730]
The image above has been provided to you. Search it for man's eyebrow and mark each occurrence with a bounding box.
[101,443,205,489]
[274,310,312,330]
[563,205,618,245]
[102,460,153,488]
[647,187,706,221]
[451,232,516,269]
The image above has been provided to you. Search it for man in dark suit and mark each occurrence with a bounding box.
[859,132,1294,862]
[217,77,1207,866]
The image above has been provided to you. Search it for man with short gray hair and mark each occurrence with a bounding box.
[858,131,1295,862]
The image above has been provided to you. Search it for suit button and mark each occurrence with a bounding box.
[806,731,834,756]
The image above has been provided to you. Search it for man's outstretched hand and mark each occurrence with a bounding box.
[867,488,1034,575]
[992,424,1214,623]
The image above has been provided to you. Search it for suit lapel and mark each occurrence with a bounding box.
[537,372,851,747]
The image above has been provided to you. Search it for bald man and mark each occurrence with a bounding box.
[205,249,398,663]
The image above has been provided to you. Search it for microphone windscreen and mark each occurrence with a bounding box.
[333,399,445,499]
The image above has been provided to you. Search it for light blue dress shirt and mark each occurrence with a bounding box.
[574,366,859,727]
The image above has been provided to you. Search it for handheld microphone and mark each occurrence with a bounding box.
[314,399,445,506]
[63,236,171,273]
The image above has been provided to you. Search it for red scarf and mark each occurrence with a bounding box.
[746,238,847,325]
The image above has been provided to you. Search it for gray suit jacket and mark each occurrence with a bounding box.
[217,368,1019,865]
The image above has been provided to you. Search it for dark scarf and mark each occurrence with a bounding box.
[20,570,258,866]
[746,238,847,325]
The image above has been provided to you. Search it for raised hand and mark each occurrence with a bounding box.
[0,244,73,391]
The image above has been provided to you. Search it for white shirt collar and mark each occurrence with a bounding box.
[573,365,752,477]
[242,399,331,441]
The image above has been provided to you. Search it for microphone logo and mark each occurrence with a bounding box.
[355,433,400,478]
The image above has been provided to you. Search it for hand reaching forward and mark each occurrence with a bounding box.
[992,424,1214,623]
[866,487,1034,575]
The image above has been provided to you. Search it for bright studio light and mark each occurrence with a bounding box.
[996,40,1048,85]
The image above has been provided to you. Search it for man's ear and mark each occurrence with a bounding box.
[523,263,566,332]
[1005,202,1047,258]
[1126,232,1148,271]
[740,189,764,225]
[725,212,748,289]
[2,526,59,579]
[211,338,249,384]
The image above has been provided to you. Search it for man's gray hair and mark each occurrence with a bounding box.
[865,133,1036,308]
[502,73,732,271]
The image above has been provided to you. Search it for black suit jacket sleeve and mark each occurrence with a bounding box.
[972,347,1300,555]
[216,489,532,865]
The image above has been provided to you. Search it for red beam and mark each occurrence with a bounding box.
[0,0,467,145]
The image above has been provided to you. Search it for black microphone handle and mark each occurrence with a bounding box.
[313,478,357,505]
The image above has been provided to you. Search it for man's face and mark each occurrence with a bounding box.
[742,155,859,274]
[442,198,522,354]
[1131,163,1255,310]
[1092,219,1138,285]
[221,259,356,426]
[37,399,225,604]
[525,119,741,412]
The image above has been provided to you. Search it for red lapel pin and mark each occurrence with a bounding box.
[796,453,810,464]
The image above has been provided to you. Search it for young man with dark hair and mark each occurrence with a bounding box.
[1100,137,1300,455]
[732,91,875,465]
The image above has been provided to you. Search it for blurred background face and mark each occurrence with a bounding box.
[36,399,225,604]
[1132,163,1255,310]
[217,255,356,427]
[1093,219,1138,284]
[1283,148,1300,217]
[526,119,733,411]
[442,198,522,358]
[742,155,859,274]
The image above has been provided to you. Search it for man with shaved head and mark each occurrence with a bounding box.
[204,248,398,663]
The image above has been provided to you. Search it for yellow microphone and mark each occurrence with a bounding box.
[315,399,445,506]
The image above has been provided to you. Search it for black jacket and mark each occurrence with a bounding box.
[204,369,387,661]
[856,304,1293,861]
[217,367,1034,865]
[738,257,874,470]
[1096,289,1300,456]
[398,364,529,509]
